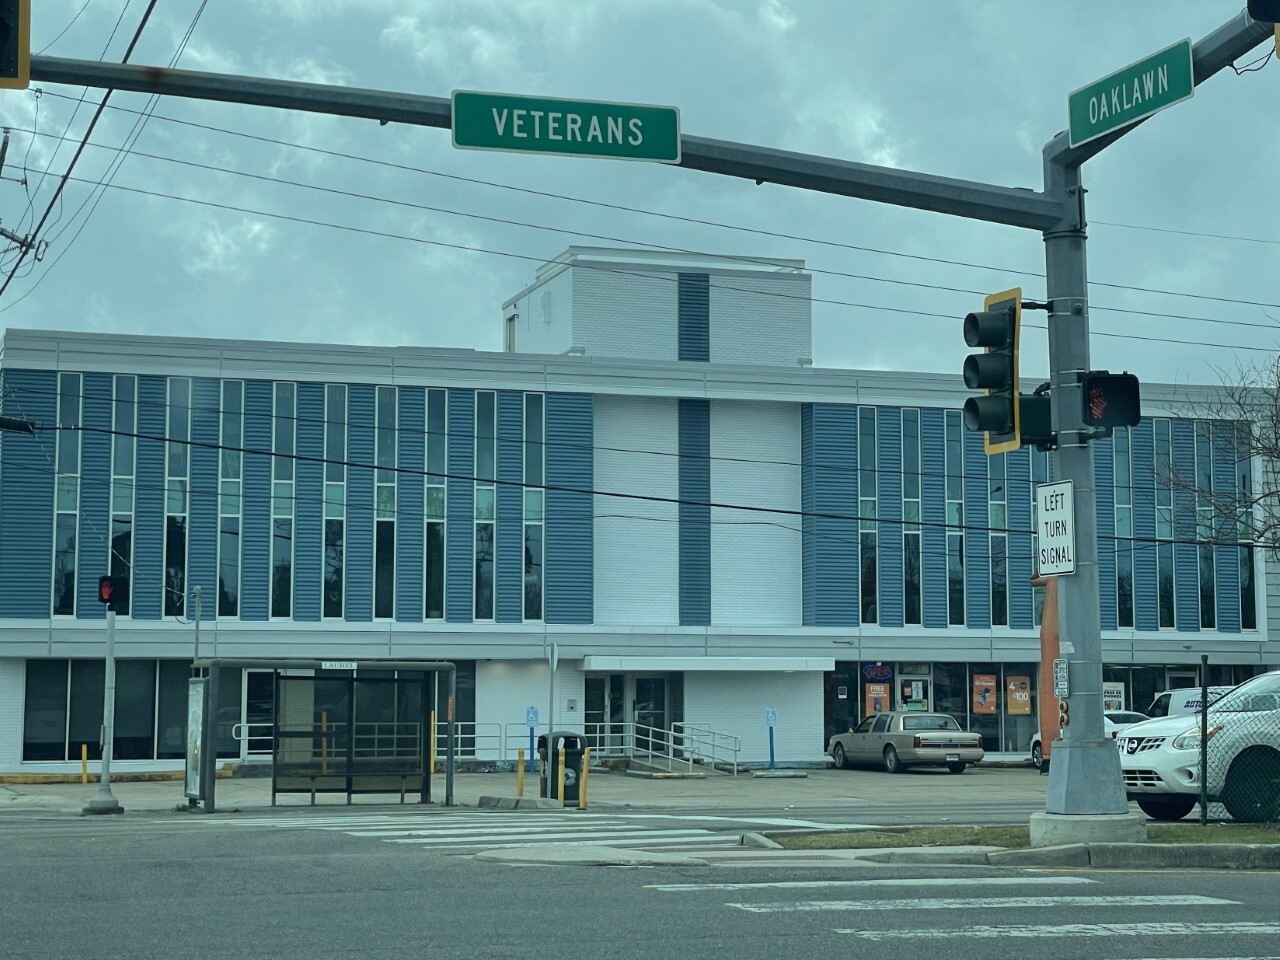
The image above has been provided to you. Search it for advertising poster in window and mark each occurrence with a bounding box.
[185,677,206,800]
[865,683,891,715]
[1006,675,1032,715]
[972,674,998,714]
[1103,682,1126,711]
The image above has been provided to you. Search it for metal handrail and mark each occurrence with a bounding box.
[433,721,503,760]
[673,722,741,776]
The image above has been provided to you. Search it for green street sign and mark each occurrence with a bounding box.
[452,90,681,163]
[1067,38,1194,148]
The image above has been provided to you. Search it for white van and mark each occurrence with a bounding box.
[1146,686,1234,719]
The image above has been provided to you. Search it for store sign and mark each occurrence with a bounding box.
[1006,676,1032,716]
[973,674,998,714]
[861,663,893,681]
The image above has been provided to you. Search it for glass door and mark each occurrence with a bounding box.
[899,677,931,711]
[633,676,667,753]
[243,670,275,759]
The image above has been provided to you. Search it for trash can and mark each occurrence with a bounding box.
[537,731,588,804]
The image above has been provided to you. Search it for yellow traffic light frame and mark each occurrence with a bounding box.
[0,0,30,91]
[980,287,1022,455]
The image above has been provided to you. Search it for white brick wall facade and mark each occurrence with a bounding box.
[574,268,679,362]
[594,396,680,624]
[710,400,803,626]
[0,659,22,770]
[709,273,812,365]
[684,670,826,763]
[475,659,587,761]
[507,267,573,356]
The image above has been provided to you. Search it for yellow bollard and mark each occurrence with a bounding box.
[81,743,88,784]
[429,710,436,774]
[516,748,526,797]
[557,746,566,807]
[578,746,591,811]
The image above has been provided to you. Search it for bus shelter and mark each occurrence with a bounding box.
[184,659,457,813]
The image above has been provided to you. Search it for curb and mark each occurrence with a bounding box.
[623,770,707,780]
[474,845,709,867]
[975,842,1280,870]
[476,796,564,810]
[751,771,808,779]
[742,832,784,849]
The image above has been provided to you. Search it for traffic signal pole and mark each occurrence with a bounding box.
[21,10,1276,836]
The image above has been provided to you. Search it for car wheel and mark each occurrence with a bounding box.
[883,745,904,774]
[1136,796,1197,821]
[1222,748,1280,823]
[832,744,848,770]
[1031,742,1043,769]
[947,762,966,774]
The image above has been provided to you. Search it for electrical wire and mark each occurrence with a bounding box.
[36,0,98,55]
[25,89,1280,313]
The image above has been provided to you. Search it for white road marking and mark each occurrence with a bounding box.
[387,828,729,845]
[834,922,1280,941]
[732,895,1235,915]
[647,876,1098,892]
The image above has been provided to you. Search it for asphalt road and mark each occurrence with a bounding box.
[2,815,1278,960]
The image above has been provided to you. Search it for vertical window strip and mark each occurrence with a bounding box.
[425,388,447,620]
[1031,448,1048,627]
[324,384,346,619]
[523,392,544,621]
[53,372,83,616]
[374,385,397,619]
[989,452,1008,626]
[1114,427,1134,628]
[474,391,496,620]
[218,380,243,618]
[1195,421,1215,629]
[1154,418,1174,628]
[945,410,964,625]
[271,382,295,619]
[110,375,136,616]
[858,406,877,624]
[164,377,191,617]
[1236,421,1257,630]
[901,408,921,625]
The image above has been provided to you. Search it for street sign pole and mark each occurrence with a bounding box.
[1040,154,1127,817]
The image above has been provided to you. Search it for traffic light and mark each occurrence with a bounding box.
[1247,0,1280,22]
[97,575,128,612]
[1080,371,1141,432]
[0,0,29,91]
[1058,698,1070,729]
[962,287,1022,454]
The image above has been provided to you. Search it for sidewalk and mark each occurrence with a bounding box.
[0,763,1046,816]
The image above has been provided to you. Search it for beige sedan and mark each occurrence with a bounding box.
[828,711,985,774]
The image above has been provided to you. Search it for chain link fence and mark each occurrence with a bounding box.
[1200,673,1280,823]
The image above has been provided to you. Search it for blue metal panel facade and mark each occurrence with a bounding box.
[293,382,324,622]
[677,273,710,362]
[239,380,272,622]
[396,387,425,623]
[678,398,711,626]
[801,406,816,625]
[801,404,857,626]
[920,408,947,628]
[1007,447,1033,629]
[1131,420,1157,632]
[75,373,112,619]
[1172,419,1199,631]
[496,391,523,623]
[446,388,475,623]
[0,370,56,618]
[545,392,593,624]
[1094,434,1117,630]
[345,385,375,622]
[132,375,167,621]
[876,409,904,629]
[187,378,220,620]
[963,430,990,629]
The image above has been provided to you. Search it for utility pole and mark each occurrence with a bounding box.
[192,585,202,661]
[83,609,123,814]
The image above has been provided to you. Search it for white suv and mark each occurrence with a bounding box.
[1118,670,1280,822]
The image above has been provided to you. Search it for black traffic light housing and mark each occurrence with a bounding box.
[0,0,29,91]
[1247,0,1280,22]
[1080,371,1141,434]
[98,575,129,612]
[962,287,1022,454]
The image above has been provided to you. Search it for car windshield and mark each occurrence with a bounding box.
[1209,674,1280,714]
[901,715,960,731]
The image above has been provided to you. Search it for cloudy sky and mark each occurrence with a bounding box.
[0,0,1276,387]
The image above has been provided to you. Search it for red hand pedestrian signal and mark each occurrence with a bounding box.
[98,576,114,604]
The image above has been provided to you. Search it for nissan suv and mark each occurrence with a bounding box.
[1118,670,1280,822]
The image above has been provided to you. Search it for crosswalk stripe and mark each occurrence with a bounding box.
[386,828,728,846]
[420,834,745,850]
[345,822,674,838]
[834,922,1280,941]
[647,877,1098,892]
[731,895,1236,915]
